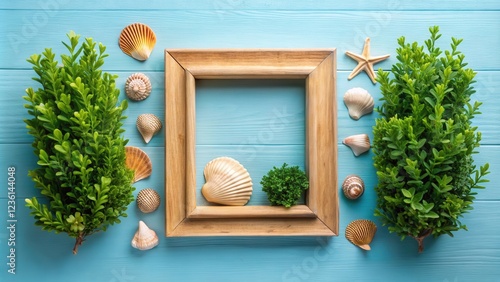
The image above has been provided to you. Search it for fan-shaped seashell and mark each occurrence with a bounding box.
[136,188,161,213]
[343,87,374,120]
[125,146,152,183]
[343,134,371,156]
[136,114,162,143]
[202,157,253,206]
[131,221,159,251]
[342,175,365,200]
[345,219,377,250]
[125,73,152,101]
[119,23,156,61]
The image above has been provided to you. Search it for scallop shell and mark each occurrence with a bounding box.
[342,175,365,200]
[201,157,253,206]
[343,134,371,156]
[119,23,156,61]
[136,114,162,144]
[125,73,152,101]
[136,188,161,213]
[343,87,374,120]
[125,146,152,183]
[131,221,159,251]
[345,219,377,250]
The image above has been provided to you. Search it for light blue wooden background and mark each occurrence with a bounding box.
[1,1,499,281]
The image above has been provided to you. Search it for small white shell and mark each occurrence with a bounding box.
[136,114,162,143]
[343,134,371,156]
[342,175,365,200]
[202,157,253,206]
[131,221,159,251]
[343,87,374,120]
[136,188,161,213]
[125,146,152,183]
[345,219,377,250]
[119,23,156,61]
[125,73,152,101]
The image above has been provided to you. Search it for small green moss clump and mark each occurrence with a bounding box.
[261,163,309,208]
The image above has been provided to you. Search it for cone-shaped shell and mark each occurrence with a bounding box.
[343,87,374,120]
[125,73,152,101]
[131,221,159,251]
[119,23,156,61]
[342,175,365,200]
[343,134,371,156]
[202,157,253,206]
[125,146,152,183]
[136,188,161,213]
[136,114,162,143]
[345,219,377,250]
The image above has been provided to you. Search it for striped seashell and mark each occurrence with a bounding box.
[136,114,162,144]
[136,188,161,213]
[125,146,152,183]
[131,221,159,251]
[345,219,377,250]
[125,73,152,101]
[342,174,365,200]
[343,87,374,120]
[343,134,371,156]
[119,23,156,61]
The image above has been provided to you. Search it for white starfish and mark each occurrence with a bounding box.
[345,37,390,84]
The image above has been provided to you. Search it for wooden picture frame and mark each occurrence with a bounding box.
[165,49,338,237]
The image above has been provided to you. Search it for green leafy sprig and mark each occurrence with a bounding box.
[261,163,309,208]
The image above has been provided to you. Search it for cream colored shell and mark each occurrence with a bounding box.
[343,87,374,120]
[119,23,156,61]
[342,174,365,200]
[131,221,159,251]
[125,73,152,101]
[136,114,162,144]
[343,134,371,157]
[136,188,161,213]
[201,157,253,206]
[345,219,377,250]
[125,146,152,183]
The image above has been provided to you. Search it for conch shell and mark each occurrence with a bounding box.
[343,134,371,156]
[125,73,152,101]
[201,157,253,206]
[131,221,159,251]
[136,114,162,143]
[343,87,374,120]
[342,174,365,200]
[136,188,161,213]
[345,219,377,250]
[119,23,156,61]
[125,146,152,183]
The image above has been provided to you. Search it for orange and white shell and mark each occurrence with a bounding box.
[345,219,377,250]
[136,188,161,213]
[125,146,152,183]
[343,134,371,157]
[201,157,253,206]
[131,221,159,251]
[119,23,156,61]
[136,114,162,144]
[343,87,374,120]
[342,174,365,200]
[125,73,152,101]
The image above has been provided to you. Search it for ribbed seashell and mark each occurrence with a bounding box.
[343,134,371,156]
[136,188,161,213]
[343,87,374,120]
[345,219,377,250]
[136,114,162,143]
[125,146,152,183]
[119,23,156,61]
[131,221,159,251]
[342,175,365,200]
[201,157,253,206]
[125,73,152,101]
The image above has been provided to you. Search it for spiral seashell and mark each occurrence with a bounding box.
[125,146,152,183]
[343,87,374,120]
[131,221,159,251]
[136,188,161,213]
[202,157,253,206]
[119,23,156,61]
[345,219,377,250]
[343,134,371,156]
[125,73,152,101]
[342,175,365,200]
[136,114,162,143]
